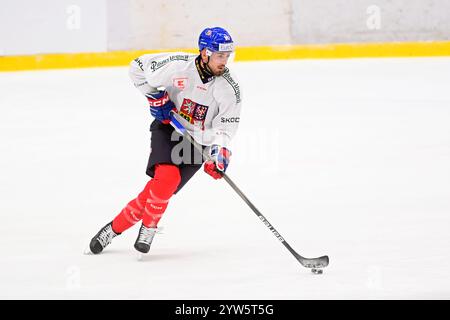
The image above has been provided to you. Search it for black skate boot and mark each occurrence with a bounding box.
[89,221,121,254]
[134,223,158,254]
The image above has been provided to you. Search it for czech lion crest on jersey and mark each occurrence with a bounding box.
[179,98,209,130]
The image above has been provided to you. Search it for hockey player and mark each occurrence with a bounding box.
[88,27,242,255]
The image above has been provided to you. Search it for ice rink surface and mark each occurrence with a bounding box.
[1,57,449,299]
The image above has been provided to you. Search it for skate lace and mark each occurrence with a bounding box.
[137,226,159,244]
[98,226,116,247]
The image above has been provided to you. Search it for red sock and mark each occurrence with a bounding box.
[142,164,181,228]
[111,181,152,233]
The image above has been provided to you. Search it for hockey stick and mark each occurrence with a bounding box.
[169,113,329,271]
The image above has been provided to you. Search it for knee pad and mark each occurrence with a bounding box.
[152,164,181,199]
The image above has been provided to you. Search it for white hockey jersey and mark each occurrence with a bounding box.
[129,52,242,149]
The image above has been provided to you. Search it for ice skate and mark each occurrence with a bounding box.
[87,221,121,254]
[134,223,158,259]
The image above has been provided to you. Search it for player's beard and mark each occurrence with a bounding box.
[212,65,226,76]
[203,59,225,76]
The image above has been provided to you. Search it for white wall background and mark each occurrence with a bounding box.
[106,0,292,51]
[0,0,107,56]
[1,0,450,56]
[292,0,450,44]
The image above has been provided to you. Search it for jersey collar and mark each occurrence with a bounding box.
[195,55,215,84]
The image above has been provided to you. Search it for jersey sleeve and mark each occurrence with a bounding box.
[129,52,191,95]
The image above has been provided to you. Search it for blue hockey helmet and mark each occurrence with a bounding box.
[198,27,234,53]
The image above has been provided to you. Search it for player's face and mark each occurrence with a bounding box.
[206,51,232,76]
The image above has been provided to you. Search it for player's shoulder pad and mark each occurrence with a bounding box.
[147,52,195,73]
[217,67,242,104]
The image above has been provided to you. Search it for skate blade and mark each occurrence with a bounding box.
[83,245,93,255]
[136,251,144,261]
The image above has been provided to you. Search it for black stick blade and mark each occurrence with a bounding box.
[297,255,329,269]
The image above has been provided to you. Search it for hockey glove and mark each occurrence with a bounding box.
[146,90,176,124]
[204,145,231,180]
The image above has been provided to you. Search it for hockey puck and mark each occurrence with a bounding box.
[311,268,323,274]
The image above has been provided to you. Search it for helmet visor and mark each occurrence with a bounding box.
[207,50,236,65]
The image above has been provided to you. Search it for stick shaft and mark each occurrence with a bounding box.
[169,115,303,259]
